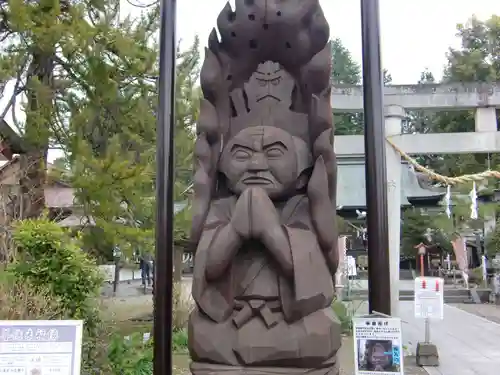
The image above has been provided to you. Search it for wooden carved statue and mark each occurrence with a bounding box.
[189,1,340,374]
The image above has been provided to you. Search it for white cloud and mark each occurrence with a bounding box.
[2,0,499,162]
[166,0,499,84]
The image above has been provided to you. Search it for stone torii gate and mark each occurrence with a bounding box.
[332,83,500,316]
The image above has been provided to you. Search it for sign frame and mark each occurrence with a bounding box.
[414,276,444,320]
[0,319,84,374]
[353,316,404,375]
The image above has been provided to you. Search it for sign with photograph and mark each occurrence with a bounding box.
[414,277,444,320]
[353,316,403,375]
[0,320,83,374]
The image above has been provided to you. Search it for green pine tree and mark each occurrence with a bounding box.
[0,1,199,258]
[330,38,392,135]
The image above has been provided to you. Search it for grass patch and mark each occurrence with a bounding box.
[103,295,189,354]
[172,329,188,353]
[107,318,189,354]
[332,299,353,334]
[98,281,192,372]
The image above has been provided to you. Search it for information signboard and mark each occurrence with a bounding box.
[414,277,444,320]
[0,320,83,374]
[353,316,403,375]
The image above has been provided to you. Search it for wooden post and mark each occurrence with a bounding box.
[155,0,177,373]
[360,0,391,315]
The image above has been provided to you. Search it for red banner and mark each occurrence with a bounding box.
[451,236,468,272]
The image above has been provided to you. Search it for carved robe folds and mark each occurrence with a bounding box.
[189,195,341,369]
[188,1,340,373]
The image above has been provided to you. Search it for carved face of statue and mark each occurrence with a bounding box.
[243,62,294,111]
[220,126,310,199]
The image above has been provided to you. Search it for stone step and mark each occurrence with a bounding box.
[344,295,470,303]
[346,290,469,295]
[344,288,471,303]
[399,270,415,280]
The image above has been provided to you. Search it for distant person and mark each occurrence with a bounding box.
[140,252,154,287]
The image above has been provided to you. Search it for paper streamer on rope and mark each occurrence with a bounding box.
[335,236,347,287]
[481,255,487,281]
[445,185,452,218]
[470,181,478,219]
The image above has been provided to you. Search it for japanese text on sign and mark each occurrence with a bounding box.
[414,277,444,320]
[0,320,83,375]
[353,317,404,375]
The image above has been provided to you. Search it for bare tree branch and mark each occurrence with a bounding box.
[0,57,30,123]
[124,0,157,9]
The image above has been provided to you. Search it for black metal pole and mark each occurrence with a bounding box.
[360,0,391,315]
[155,0,176,373]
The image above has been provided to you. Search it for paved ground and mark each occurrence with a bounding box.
[338,335,426,375]
[103,287,426,374]
[100,272,192,298]
[105,277,500,375]
[453,303,500,324]
[341,300,500,374]
[399,301,500,375]
[169,337,427,375]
